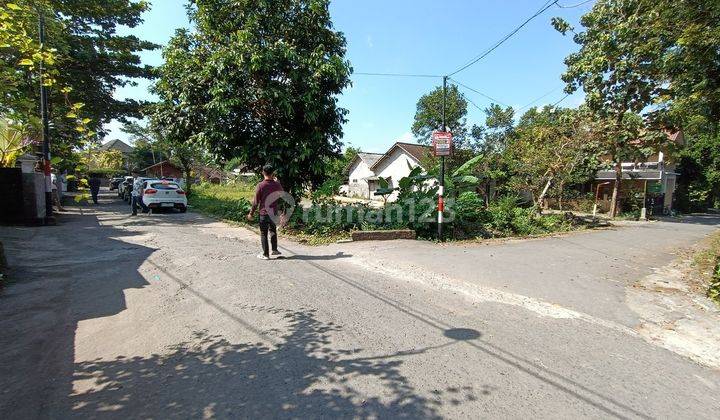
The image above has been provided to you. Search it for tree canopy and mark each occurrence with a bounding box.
[151,0,352,198]
[412,84,469,147]
[0,0,157,157]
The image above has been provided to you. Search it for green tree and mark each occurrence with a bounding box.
[325,145,360,184]
[553,1,669,217]
[122,121,164,170]
[152,0,351,199]
[0,117,35,167]
[508,106,597,209]
[412,84,469,147]
[1,0,157,156]
[79,149,124,174]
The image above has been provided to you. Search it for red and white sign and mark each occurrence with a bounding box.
[432,131,453,156]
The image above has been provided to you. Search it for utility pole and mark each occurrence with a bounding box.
[38,9,53,220]
[438,75,447,241]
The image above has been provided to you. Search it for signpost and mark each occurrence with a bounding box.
[432,131,453,157]
[437,76,450,241]
[432,129,452,241]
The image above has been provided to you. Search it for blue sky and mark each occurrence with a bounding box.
[107,0,593,153]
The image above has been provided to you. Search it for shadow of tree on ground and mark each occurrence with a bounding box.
[68,306,475,418]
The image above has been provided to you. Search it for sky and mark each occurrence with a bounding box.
[106,0,593,153]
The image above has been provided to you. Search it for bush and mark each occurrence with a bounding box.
[453,191,490,238]
[708,260,720,304]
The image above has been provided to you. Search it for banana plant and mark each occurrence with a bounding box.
[373,176,395,204]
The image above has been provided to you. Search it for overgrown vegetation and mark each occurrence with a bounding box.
[190,160,586,245]
[694,231,720,305]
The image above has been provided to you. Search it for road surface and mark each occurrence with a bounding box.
[1,190,719,419]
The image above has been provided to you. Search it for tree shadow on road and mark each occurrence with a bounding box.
[66,306,474,418]
[0,206,154,419]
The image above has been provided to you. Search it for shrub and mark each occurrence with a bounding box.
[453,191,490,238]
[708,260,720,304]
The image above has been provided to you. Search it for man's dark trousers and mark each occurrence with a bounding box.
[259,215,278,257]
[90,187,99,204]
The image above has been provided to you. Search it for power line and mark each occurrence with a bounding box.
[447,0,559,77]
[517,85,564,111]
[557,0,594,8]
[353,72,442,79]
[463,94,487,114]
[450,77,508,107]
[550,94,571,107]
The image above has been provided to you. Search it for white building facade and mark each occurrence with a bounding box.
[346,142,431,201]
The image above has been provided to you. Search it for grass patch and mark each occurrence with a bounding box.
[188,183,255,223]
[694,231,720,305]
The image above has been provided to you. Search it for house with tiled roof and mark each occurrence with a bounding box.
[594,130,685,215]
[99,139,134,171]
[346,142,431,200]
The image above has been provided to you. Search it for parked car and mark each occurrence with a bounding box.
[109,177,124,190]
[118,176,134,201]
[141,179,187,213]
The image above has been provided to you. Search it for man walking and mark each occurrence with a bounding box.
[247,164,284,260]
[88,173,101,204]
[130,171,145,216]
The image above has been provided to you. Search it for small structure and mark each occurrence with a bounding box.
[594,130,684,215]
[194,165,224,184]
[347,142,431,201]
[99,139,134,170]
[370,142,430,201]
[347,152,384,198]
[143,160,183,180]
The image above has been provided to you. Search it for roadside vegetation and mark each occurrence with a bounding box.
[189,161,590,245]
[694,231,720,305]
[2,0,718,229]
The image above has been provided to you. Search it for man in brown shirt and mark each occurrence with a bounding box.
[247,164,284,260]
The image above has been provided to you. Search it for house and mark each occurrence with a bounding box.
[347,152,384,198]
[99,139,133,170]
[594,130,684,214]
[194,165,224,184]
[143,160,183,180]
[347,142,431,201]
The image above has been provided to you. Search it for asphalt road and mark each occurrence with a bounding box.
[1,190,719,419]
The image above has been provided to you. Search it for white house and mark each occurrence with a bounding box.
[347,142,431,201]
[347,152,384,198]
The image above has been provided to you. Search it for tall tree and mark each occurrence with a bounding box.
[152,0,351,198]
[122,121,164,170]
[412,84,469,147]
[0,0,157,156]
[508,106,597,209]
[553,1,668,217]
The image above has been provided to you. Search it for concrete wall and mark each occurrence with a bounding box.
[373,148,422,202]
[347,159,374,199]
[22,172,46,221]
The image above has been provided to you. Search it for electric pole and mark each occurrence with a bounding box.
[438,75,447,241]
[38,8,53,219]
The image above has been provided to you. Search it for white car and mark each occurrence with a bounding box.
[141,179,187,213]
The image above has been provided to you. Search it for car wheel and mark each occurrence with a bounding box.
[179,207,187,213]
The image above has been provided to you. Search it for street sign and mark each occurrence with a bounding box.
[432,131,453,156]
[647,182,662,194]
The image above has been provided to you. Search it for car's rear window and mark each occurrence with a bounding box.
[151,182,180,190]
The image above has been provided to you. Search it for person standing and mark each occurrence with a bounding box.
[247,164,284,260]
[88,173,101,204]
[51,171,66,212]
[130,171,144,216]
